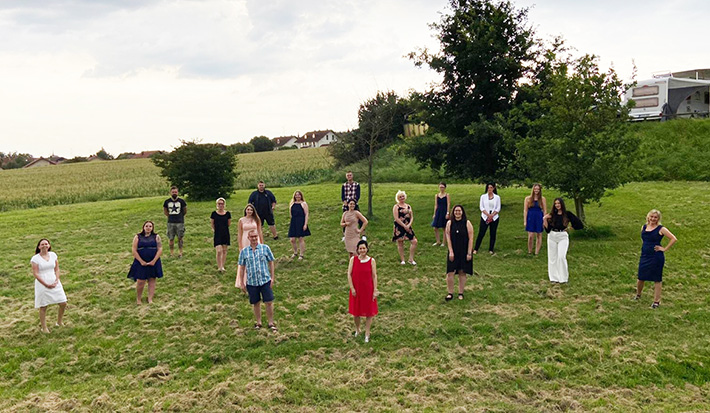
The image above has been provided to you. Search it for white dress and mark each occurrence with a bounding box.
[31,252,67,308]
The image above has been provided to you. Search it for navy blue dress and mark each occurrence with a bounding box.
[525,200,544,233]
[288,203,311,238]
[431,195,448,228]
[128,234,163,280]
[638,225,665,282]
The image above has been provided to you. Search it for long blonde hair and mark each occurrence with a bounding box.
[527,184,542,208]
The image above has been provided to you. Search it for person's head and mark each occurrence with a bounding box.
[244,203,261,222]
[346,171,353,182]
[247,229,260,246]
[646,209,662,225]
[485,182,497,195]
[438,182,447,192]
[347,198,357,210]
[395,190,407,203]
[35,238,51,254]
[528,184,542,207]
[451,204,467,222]
[216,197,226,210]
[551,198,568,226]
[292,190,304,203]
[257,181,265,191]
[170,186,179,199]
[140,220,155,236]
[356,239,369,256]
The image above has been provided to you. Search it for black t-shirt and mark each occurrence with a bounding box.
[164,197,187,223]
[248,190,276,216]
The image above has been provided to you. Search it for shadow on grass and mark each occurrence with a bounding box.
[570,225,615,240]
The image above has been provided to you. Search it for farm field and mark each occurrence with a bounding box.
[1,181,709,411]
[233,147,334,189]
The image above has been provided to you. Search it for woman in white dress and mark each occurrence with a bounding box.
[30,239,67,333]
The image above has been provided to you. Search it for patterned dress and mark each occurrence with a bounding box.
[393,204,415,241]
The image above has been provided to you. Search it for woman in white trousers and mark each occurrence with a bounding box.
[543,198,584,283]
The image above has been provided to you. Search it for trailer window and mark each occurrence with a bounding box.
[632,97,659,108]
[632,86,659,97]
[705,92,709,105]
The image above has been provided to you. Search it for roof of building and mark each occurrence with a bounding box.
[23,157,57,168]
[298,130,336,143]
[272,136,298,147]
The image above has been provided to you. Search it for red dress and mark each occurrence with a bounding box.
[349,257,378,317]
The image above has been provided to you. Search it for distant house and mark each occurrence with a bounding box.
[131,151,161,159]
[296,130,338,149]
[272,136,299,149]
[23,157,57,168]
[87,155,103,162]
[48,155,66,164]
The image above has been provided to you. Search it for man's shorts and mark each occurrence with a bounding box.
[260,211,275,226]
[167,222,185,240]
[246,281,274,305]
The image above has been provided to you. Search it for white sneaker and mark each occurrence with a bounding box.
[432,242,439,246]
[364,335,370,343]
[400,261,406,265]
[409,260,417,266]
[361,236,367,241]
[341,236,345,242]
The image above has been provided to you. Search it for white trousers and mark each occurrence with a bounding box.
[547,231,569,283]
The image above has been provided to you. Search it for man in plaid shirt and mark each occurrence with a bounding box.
[341,171,364,240]
[237,230,277,331]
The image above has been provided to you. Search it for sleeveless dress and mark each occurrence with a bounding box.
[526,199,544,233]
[288,203,311,238]
[393,204,415,241]
[638,225,665,282]
[211,211,231,246]
[31,252,68,308]
[240,218,259,249]
[343,210,360,254]
[127,234,164,280]
[349,257,378,317]
[431,195,448,228]
[447,219,473,275]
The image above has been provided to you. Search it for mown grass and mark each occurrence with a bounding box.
[1,182,709,411]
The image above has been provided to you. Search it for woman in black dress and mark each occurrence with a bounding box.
[635,209,677,308]
[127,221,163,305]
[392,190,418,265]
[210,197,232,272]
[445,205,474,301]
[288,190,311,260]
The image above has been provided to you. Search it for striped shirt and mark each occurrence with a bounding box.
[238,243,275,286]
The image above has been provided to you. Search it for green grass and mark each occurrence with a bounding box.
[1,182,709,411]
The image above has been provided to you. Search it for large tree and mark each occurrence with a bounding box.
[409,0,536,181]
[517,54,638,222]
[250,136,274,152]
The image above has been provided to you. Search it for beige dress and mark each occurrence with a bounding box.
[343,210,360,254]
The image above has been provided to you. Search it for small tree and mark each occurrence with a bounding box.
[250,136,275,152]
[518,54,639,222]
[95,147,114,160]
[152,141,237,200]
[228,142,254,155]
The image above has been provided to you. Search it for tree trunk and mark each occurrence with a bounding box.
[573,196,585,223]
[367,152,374,218]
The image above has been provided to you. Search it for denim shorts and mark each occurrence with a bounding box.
[246,281,274,305]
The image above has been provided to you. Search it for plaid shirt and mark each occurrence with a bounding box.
[238,243,275,286]
[341,181,360,203]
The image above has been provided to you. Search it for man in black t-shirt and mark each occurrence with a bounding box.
[163,186,187,257]
[248,181,278,240]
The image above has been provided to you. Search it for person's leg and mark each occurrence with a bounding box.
[269,225,277,238]
[178,237,184,257]
[299,237,306,257]
[265,301,274,326]
[39,306,49,333]
[215,246,221,269]
[527,232,534,254]
[535,233,543,255]
[57,302,66,325]
[434,228,441,245]
[636,280,644,297]
[397,240,406,262]
[446,272,455,295]
[253,303,262,326]
[353,316,361,334]
[147,278,156,303]
[290,238,298,255]
[169,239,175,257]
[557,233,569,283]
[222,246,228,270]
[364,316,374,338]
[408,237,418,263]
[654,282,662,303]
[136,279,146,304]
[474,218,488,253]
[547,233,558,282]
[458,272,466,295]
[488,219,499,253]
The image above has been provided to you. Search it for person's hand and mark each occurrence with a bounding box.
[356,229,362,234]
[303,224,307,231]
[350,287,356,297]
[373,290,378,300]
[449,251,454,262]
[543,214,551,220]
[240,283,247,293]
[270,279,275,289]
[432,214,435,219]
[445,213,450,219]
[654,245,666,252]
[147,261,155,266]
[466,252,472,261]
[48,281,57,289]
[140,260,148,266]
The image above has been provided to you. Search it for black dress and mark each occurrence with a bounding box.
[447,219,473,275]
[211,211,231,246]
[638,225,665,282]
[393,204,415,241]
[288,203,311,238]
[431,195,448,228]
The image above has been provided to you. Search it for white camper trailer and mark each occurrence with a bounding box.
[625,76,710,121]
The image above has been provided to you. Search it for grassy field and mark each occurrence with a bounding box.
[1,181,709,411]
[234,148,334,189]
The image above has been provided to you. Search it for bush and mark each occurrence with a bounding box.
[229,143,254,155]
[152,141,237,200]
[250,136,274,152]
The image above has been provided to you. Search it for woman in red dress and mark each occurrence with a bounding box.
[348,240,379,343]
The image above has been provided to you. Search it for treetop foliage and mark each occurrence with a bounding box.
[250,136,275,152]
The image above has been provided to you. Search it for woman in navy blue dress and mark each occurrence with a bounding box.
[288,190,311,260]
[523,183,547,256]
[635,209,677,308]
[128,221,163,305]
[431,182,451,247]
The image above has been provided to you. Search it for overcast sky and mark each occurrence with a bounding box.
[1,0,708,158]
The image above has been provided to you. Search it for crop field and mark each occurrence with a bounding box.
[233,147,334,189]
[1,181,709,411]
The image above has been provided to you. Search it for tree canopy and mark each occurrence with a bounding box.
[250,136,275,152]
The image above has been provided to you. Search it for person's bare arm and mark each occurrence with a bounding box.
[151,235,163,265]
[355,211,368,233]
[658,227,678,252]
[467,220,474,259]
[163,207,169,217]
[523,196,529,226]
[132,235,147,265]
[303,202,309,229]
[210,218,215,233]
[446,221,454,261]
[446,194,451,219]
[433,194,438,219]
[347,256,355,296]
[269,260,275,288]
[371,258,378,299]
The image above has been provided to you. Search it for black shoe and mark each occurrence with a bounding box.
[445,293,453,301]
[457,293,464,300]
[273,236,279,240]
[651,302,660,309]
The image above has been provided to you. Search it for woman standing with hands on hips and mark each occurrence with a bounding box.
[473,183,501,255]
[348,240,378,343]
[393,190,418,265]
[523,184,547,256]
[127,221,163,304]
[431,182,451,247]
[543,198,584,283]
[635,209,677,308]
[31,239,68,333]
[445,205,474,301]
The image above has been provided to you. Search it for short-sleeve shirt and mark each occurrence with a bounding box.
[248,190,276,216]
[238,243,275,286]
[164,197,187,223]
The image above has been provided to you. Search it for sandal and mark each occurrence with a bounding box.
[633,294,641,301]
[445,293,454,301]
[254,323,262,330]
[457,293,464,300]
[268,323,278,332]
[651,302,660,309]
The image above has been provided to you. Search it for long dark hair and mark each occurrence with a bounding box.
[243,203,261,223]
[35,238,51,254]
[139,221,155,237]
[550,198,569,227]
[451,204,467,222]
[483,182,498,195]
